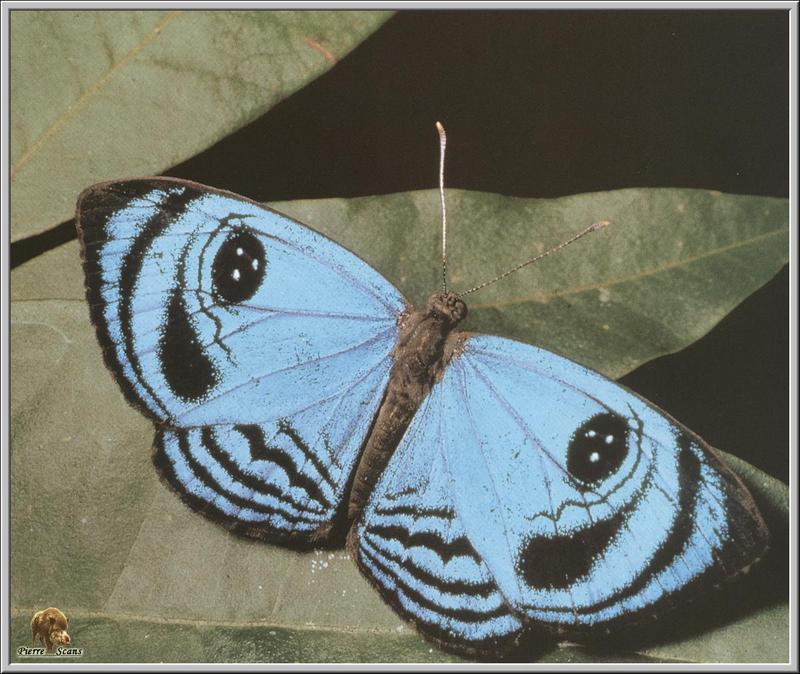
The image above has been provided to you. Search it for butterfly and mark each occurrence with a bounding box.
[75,173,769,658]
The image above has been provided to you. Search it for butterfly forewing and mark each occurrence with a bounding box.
[352,333,768,652]
[77,178,406,543]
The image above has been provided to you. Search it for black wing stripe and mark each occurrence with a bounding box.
[154,432,317,530]
[569,442,705,616]
[358,543,508,623]
[117,189,198,419]
[276,419,338,493]
[79,185,191,423]
[200,428,328,515]
[373,504,455,519]
[181,431,323,523]
[365,523,482,564]
[236,424,333,509]
[363,531,496,597]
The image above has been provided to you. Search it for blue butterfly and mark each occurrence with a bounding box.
[76,176,768,657]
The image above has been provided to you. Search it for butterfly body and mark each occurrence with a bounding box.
[76,177,769,658]
[348,291,467,521]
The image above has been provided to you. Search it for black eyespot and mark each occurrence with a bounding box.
[211,229,266,304]
[567,412,629,488]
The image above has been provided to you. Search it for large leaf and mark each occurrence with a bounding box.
[9,10,391,242]
[7,301,788,663]
[12,187,788,378]
[9,187,788,662]
[274,188,788,378]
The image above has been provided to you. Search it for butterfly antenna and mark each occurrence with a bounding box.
[437,121,449,293]
[458,219,610,297]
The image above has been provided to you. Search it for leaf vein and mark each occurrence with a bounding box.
[470,227,788,310]
[10,10,184,181]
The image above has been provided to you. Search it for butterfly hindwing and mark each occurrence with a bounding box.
[349,388,524,654]
[77,178,406,543]
[351,334,768,653]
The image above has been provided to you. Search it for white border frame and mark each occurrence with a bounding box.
[2,2,796,671]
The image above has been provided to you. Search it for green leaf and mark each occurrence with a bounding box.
[273,188,788,378]
[9,10,391,242]
[9,187,788,662]
[13,187,788,379]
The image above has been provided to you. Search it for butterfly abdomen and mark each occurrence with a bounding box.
[347,292,468,523]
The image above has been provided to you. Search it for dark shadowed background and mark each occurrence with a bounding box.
[11,9,789,481]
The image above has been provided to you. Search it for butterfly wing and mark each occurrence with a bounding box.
[348,381,525,654]
[77,178,406,543]
[350,334,768,654]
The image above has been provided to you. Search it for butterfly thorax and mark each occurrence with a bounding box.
[347,291,467,523]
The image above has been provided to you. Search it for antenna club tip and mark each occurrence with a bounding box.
[435,121,446,138]
[592,219,611,230]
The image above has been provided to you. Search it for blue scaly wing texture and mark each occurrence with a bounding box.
[350,387,524,654]
[78,178,405,543]
[352,334,767,653]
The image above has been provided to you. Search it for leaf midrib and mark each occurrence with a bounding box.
[470,227,788,310]
[11,606,404,635]
[10,226,788,307]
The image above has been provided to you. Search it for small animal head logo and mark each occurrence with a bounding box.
[30,607,70,653]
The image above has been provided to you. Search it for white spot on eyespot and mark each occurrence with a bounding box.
[231,268,241,281]
[258,584,263,590]
[598,287,611,303]
[252,259,259,270]
[80,517,88,524]
[586,430,597,438]
[236,247,244,256]
[589,451,600,463]
[605,434,614,444]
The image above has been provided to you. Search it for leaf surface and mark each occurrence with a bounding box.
[12,187,788,379]
[10,10,391,241]
[9,186,788,662]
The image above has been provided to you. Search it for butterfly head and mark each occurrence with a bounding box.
[427,291,467,326]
